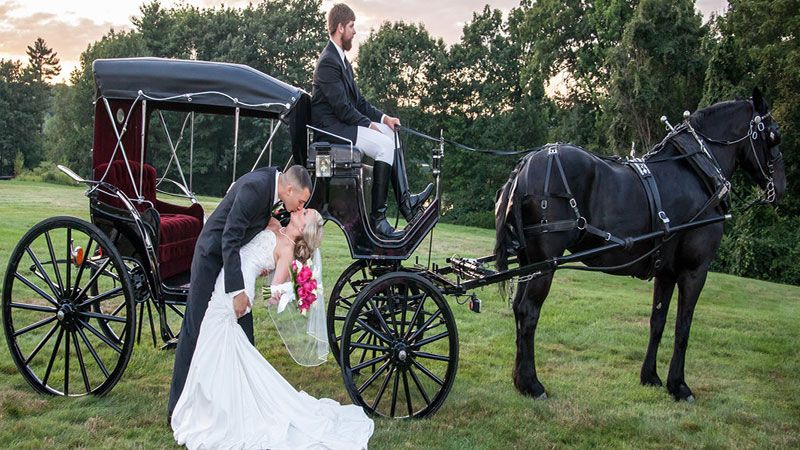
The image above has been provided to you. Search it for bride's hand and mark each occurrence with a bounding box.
[267,295,279,306]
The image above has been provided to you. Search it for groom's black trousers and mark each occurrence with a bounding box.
[167,253,255,418]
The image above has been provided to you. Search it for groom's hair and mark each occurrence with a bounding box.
[283,165,312,193]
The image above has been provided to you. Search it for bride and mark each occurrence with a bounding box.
[171,208,374,449]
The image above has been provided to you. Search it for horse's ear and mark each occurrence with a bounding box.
[752,87,768,115]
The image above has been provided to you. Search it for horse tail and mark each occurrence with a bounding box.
[495,157,527,295]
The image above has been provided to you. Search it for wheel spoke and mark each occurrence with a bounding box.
[78,310,127,323]
[76,325,109,377]
[24,323,59,365]
[407,309,442,342]
[13,272,59,307]
[25,247,61,299]
[390,367,400,417]
[404,293,428,340]
[369,299,394,338]
[10,302,57,314]
[45,231,64,295]
[65,227,72,292]
[402,370,414,416]
[413,351,450,362]
[350,329,371,358]
[70,238,94,300]
[42,325,65,387]
[411,359,444,386]
[371,365,395,410]
[357,359,391,394]
[408,365,431,406]
[349,342,389,352]
[64,328,70,395]
[350,353,389,372]
[13,315,57,337]
[71,331,91,393]
[355,318,391,344]
[412,331,449,348]
[76,286,123,309]
[77,318,122,354]
[73,258,112,303]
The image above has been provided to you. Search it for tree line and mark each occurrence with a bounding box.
[0,0,797,284]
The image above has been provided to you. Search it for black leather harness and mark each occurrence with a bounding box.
[514,126,731,277]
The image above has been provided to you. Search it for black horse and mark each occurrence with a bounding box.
[494,89,785,401]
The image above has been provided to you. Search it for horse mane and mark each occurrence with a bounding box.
[689,99,751,135]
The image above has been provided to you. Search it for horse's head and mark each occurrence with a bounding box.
[692,88,785,204]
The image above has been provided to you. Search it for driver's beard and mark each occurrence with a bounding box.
[342,36,353,51]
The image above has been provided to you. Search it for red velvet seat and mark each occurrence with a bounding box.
[95,160,204,280]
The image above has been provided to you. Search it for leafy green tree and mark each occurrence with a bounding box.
[44,30,147,177]
[605,0,708,150]
[24,37,61,84]
[0,58,41,173]
[518,0,639,152]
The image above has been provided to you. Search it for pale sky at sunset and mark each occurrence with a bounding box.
[1,0,728,83]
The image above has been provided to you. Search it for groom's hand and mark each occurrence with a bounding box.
[233,292,250,318]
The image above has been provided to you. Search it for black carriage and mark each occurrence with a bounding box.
[3,57,737,419]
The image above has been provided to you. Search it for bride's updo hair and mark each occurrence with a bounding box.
[294,209,324,263]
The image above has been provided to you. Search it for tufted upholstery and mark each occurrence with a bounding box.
[95,160,204,279]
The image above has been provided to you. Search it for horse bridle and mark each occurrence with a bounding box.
[692,103,782,204]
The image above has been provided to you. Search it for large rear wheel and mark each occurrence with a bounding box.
[2,217,136,396]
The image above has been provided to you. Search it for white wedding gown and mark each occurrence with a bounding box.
[171,229,374,449]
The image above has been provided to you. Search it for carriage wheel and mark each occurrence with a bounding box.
[340,272,458,418]
[2,216,136,396]
[327,260,377,364]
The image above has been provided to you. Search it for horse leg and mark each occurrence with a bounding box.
[640,275,676,387]
[666,268,708,401]
[512,272,553,399]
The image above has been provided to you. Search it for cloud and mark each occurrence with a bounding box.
[0,1,128,62]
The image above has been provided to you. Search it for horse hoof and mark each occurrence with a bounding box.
[535,392,548,400]
[685,395,695,403]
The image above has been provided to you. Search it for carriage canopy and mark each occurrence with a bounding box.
[93,57,304,118]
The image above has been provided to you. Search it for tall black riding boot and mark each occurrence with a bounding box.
[371,161,404,239]
[391,146,434,221]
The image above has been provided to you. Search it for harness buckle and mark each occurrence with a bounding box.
[548,147,558,155]
[569,198,577,209]
[576,216,587,230]
[658,211,670,224]
[540,199,548,210]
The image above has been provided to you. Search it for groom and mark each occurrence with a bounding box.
[167,164,312,420]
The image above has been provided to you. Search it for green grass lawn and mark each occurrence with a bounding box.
[1,180,798,449]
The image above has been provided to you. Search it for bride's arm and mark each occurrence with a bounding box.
[265,244,292,304]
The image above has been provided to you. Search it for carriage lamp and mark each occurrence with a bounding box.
[316,154,332,178]
[71,246,85,266]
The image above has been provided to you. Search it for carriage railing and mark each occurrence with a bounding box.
[58,164,160,279]
[98,91,289,197]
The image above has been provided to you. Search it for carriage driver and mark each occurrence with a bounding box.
[311,3,433,239]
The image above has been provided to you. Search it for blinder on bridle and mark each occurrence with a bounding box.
[748,108,783,203]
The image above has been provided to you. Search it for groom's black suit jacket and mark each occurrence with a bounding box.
[196,167,277,294]
[310,41,383,143]
[168,166,277,417]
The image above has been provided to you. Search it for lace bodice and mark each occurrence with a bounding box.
[209,229,276,307]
